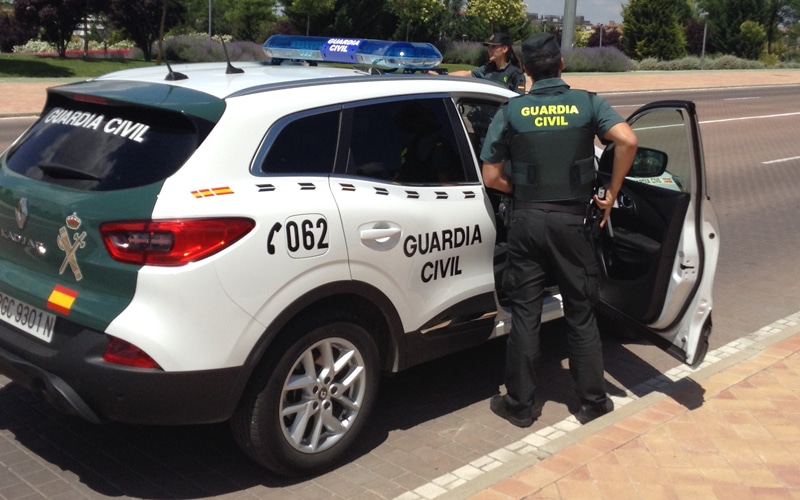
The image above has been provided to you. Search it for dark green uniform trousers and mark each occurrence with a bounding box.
[503,207,607,414]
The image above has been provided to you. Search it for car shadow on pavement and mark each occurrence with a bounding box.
[0,383,300,498]
[0,321,705,499]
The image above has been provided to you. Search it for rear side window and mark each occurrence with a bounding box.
[257,110,339,175]
[5,95,212,191]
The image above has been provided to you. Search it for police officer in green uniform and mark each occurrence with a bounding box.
[480,32,638,427]
[449,33,526,95]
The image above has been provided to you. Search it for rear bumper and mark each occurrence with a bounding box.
[0,323,243,425]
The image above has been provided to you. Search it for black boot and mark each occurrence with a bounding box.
[489,394,538,428]
[576,398,614,424]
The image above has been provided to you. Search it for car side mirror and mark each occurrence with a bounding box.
[629,147,668,178]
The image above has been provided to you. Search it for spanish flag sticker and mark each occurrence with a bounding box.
[191,186,234,198]
[47,284,78,315]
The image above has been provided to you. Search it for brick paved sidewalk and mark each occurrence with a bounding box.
[2,69,800,117]
[439,322,800,499]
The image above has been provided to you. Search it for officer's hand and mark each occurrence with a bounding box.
[593,191,615,228]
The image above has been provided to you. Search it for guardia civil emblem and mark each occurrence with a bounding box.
[57,212,87,281]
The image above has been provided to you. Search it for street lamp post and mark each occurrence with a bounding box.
[208,0,212,38]
[599,24,603,47]
[562,0,576,49]
[700,12,708,70]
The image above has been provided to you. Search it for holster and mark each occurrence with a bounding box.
[499,195,513,228]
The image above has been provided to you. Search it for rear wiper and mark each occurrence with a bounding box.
[37,162,101,181]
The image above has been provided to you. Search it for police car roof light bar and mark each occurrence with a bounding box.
[262,35,443,70]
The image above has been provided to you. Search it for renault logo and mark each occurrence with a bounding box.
[15,198,28,230]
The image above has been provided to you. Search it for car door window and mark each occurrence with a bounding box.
[456,100,501,157]
[343,98,467,184]
[622,108,691,193]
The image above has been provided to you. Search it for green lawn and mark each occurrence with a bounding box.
[0,53,475,79]
[0,54,155,78]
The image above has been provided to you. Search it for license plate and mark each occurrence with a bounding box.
[0,292,56,343]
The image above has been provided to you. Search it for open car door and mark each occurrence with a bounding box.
[596,100,720,367]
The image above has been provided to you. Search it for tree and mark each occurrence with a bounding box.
[438,0,465,39]
[387,0,447,41]
[278,0,399,40]
[14,0,89,57]
[1,4,37,52]
[622,0,687,60]
[178,0,208,34]
[449,12,494,42]
[220,0,278,41]
[684,17,708,56]
[763,0,800,53]
[106,0,184,61]
[587,25,623,51]
[288,0,335,36]
[323,0,398,39]
[465,0,526,34]
[739,19,767,58]
[704,0,767,57]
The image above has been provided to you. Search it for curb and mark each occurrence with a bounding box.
[413,312,800,500]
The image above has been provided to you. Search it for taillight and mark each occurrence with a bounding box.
[100,218,255,266]
[103,337,162,369]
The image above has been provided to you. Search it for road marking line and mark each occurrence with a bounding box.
[763,156,800,165]
[700,111,800,124]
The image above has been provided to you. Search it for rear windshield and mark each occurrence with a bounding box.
[5,93,216,191]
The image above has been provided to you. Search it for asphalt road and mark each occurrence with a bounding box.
[0,83,799,499]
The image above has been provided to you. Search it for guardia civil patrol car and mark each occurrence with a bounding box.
[0,35,719,476]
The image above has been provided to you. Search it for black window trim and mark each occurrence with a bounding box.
[336,93,480,185]
[249,103,343,177]
[248,92,490,185]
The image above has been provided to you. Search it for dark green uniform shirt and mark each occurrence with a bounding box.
[480,77,625,202]
[472,61,526,95]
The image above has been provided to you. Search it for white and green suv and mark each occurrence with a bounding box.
[0,36,719,476]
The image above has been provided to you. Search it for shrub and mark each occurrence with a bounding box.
[440,41,486,66]
[562,47,634,73]
[779,47,800,65]
[635,58,660,70]
[162,34,265,63]
[631,54,768,70]
[440,42,634,73]
[707,54,764,70]
[12,40,54,53]
[13,38,135,57]
[662,56,701,70]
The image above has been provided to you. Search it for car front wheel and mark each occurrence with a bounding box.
[232,319,380,476]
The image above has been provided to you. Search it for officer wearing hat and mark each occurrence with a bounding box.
[448,33,526,94]
[480,32,638,427]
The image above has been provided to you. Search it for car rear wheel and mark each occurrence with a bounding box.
[232,319,379,476]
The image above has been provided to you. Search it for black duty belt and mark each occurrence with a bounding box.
[514,200,587,215]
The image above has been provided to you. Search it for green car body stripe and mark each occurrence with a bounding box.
[0,164,163,332]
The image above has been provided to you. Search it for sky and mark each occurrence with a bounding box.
[526,0,627,24]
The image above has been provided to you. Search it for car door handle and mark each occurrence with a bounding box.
[361,227,401,240]
[359,223,402,250]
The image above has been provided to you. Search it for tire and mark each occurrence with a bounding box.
[232,319,380,477]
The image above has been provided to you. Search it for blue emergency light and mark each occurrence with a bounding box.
[262,35,443,70]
